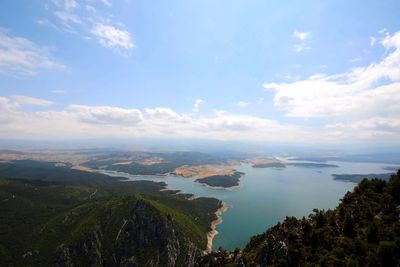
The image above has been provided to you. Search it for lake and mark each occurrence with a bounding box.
[101,160,399,250]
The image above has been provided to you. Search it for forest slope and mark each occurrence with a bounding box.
[0,160,221,266]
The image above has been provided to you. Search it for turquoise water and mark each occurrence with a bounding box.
[101,161,399,250]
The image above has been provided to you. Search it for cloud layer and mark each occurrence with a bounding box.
[265,31,400,118]
[91,24,134,49]
[0,94,397,144]
[263,30,400,142]
[0,95,315,142]
[0,30,63,75]
[292,30,311,52]
[38,0,134,51]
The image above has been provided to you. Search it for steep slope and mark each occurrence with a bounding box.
[198,170,400,266]
[38,195,205,266]
[0,161,221,266]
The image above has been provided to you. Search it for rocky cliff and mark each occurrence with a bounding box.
[50,197,205,267]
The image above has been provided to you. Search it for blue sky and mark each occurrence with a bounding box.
[0,0,400,145]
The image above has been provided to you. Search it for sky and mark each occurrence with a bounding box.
[0,0,400,146]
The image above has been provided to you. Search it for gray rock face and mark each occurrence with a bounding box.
[55,200,202,267]
[55,232,103,267]
[115,200,181,266]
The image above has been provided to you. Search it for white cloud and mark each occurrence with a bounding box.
[352,117,400,131]
[378,28,388,35]
[64,0,79,10]
[50,0,82,31]
[292,30,311,53]
[100,0,112,7]
[0,98,398,144]
[54,11,82,24]
[52,0,79,10]
[0,97,18,111]
[349,57,361,63]
[326,118,400,132]
[11,95,53,106]
[323,117,400,141]
[0,98,305,142]
[68,104,143,125]
[202,112,269,131]
[236,101,249,108]
[35,18,61,31]
[145,107,192,123]
[293,43,310,52]
[293,30,311,41]
[192,99,204,112]
[41,0,134,52]
[370,36,377,46]
[85,5,96,13]
[0,30,63,75]
[264,30,400,118]
[145,107,178,118]
[0,95,53,125]
[50,89,65,94]
[91,24,134,49]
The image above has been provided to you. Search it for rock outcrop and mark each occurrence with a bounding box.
[54,199,203,267]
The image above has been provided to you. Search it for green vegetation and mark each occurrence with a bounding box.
[0,160,221,266]
[199,170,400,266]
[195,171,244,188]
[106,162,181,175]
[0,160,123,185]
[333,172,394,183]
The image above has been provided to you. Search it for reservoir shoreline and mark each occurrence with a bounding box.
[207,202,230,252]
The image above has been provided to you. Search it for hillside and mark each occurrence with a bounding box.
[0,160,221,266]
[198,170,400,266]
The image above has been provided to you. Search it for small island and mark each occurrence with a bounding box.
[195,171,245,189]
